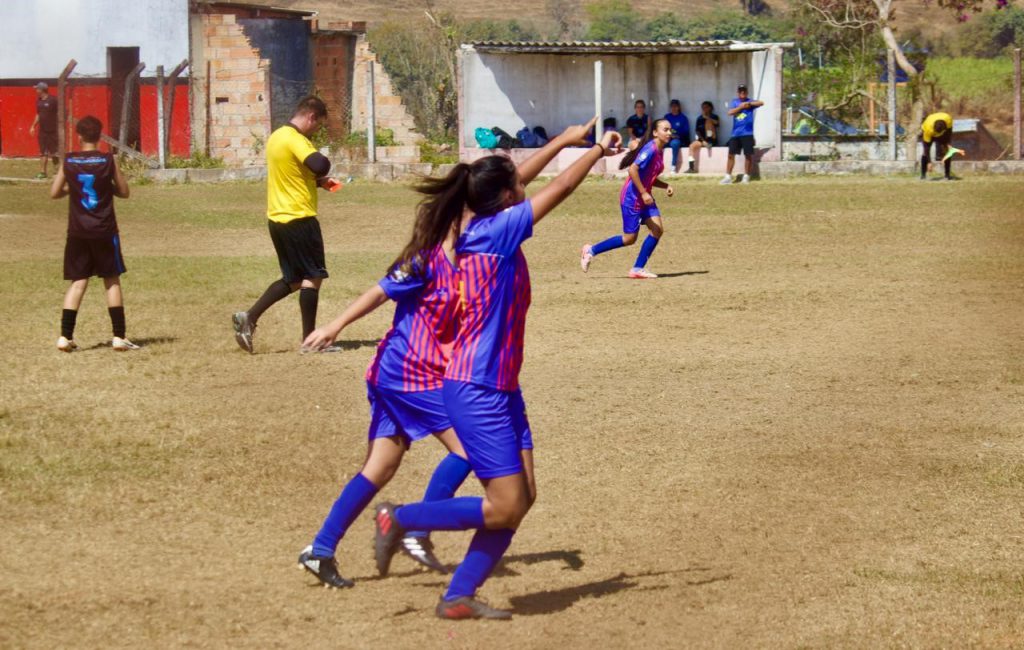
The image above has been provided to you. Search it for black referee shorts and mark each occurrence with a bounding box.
[268,216,328,284]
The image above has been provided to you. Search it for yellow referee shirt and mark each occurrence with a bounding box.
[921,112,953,143]
[266,124,319,223]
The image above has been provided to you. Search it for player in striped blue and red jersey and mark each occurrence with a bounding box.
[372,117,623,620]
[580,118,675,279]
[296,173,475,588]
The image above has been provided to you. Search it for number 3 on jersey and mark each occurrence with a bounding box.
[77,173,98,210]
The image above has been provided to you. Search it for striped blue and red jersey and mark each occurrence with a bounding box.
[619,140,664,211]
[365,246,459,392]
[445,200,533,392]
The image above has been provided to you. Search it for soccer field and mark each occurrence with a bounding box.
[1,175,1022,647]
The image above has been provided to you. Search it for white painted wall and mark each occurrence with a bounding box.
[461,47,783,150]
[0,0,188,78]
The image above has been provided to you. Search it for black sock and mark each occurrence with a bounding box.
[688,160,695,171]
[299,287,319,339]
[920,155,929,179]
[109,306,126,339]
[944,159,952,178]
[61,309,78,339]
[249,279,293,324]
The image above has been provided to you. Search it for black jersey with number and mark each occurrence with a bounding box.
[64,151,118,239]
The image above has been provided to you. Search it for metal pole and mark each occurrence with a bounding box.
[367,60,376,163]
[887,49,897,160]
[56,59,77,160]
[120,62,145,151]
[594,60,603,143]
[1014,48,1021,161]
[164,59,189,158]
[156,65,165,168]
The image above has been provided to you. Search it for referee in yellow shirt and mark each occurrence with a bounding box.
[920,111,955,181]
[233,96,340,353]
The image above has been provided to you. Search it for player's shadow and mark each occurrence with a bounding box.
[270,339,380,354]
[80,335,178,351]
[359,549,584,584]
[507,568,732,616]
[655,270,709,279]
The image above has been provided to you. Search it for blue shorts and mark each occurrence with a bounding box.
[442,380,534,480]
[621,202,661,234]
[366,383,451,443]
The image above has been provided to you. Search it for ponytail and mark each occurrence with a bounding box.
[619,118,669,170]
[390,163,470,277]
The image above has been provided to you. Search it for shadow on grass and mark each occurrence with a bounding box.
[79,336,178,351]
[359,549,585,584]
[604,270,709,280]
[267,339,381,355]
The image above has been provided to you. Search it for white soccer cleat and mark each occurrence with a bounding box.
[719,174,733,185]
[56,336,77,353]
[580,244,594,273]
[740,174,750,184]
[628,267,658,279]
[112,336,141,351]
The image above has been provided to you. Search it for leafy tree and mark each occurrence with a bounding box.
[949,6,1024,56]
[583,0,644,41]
[547,0,583,40]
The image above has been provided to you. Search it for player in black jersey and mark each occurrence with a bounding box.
[50,115,139,352]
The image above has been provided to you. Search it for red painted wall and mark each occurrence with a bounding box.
[1,79,189,158]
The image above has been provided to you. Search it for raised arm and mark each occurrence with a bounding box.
[301,283,390,352]
[516,115,598,187]
[529,128,621,225]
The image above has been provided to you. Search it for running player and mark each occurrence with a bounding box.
[372,117,622,620]
[295,169,474,587]
[579,118,674,279]
[232,96,341,353]
[51,115,140,352]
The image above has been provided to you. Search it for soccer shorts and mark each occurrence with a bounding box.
[442,380,533,480]
[728,135,755,156]
[38,130,58,157]
[621,202,661,235]
[366,383,451,443]
[267,216,328,284]
[63,234,126,280]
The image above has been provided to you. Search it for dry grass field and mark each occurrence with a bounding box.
[1,172,1023,648]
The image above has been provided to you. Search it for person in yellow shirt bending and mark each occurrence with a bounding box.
[233,96,342,353]
[920,112,956,181]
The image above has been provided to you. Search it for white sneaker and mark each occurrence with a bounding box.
[740,174,750,184]
[580,244,594,273]
[719,174,733,185]
[57,336,77,353]
[112,336,141,351]
[628,267,658,279]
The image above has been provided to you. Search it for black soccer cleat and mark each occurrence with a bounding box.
[400,535,448,574]
[232,311,255,354]
[435,596,512,620]
[373,502,405,577]
[298,546,354,589]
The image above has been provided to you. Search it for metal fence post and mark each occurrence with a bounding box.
[594,60,603,144]
[367,61,376,163]
[156,65,166,168]
[887,50,897,161]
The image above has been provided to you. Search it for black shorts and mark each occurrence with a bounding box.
[268,217,328,284]
[38,130,58,157]
[728,135,755,156]
[64,234,126,280]
[920,131,951,159]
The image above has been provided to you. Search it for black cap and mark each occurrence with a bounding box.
[737,84,748,92]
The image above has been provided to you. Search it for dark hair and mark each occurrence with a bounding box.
[669,99,681,107]
[634,100,646,108]
[619,118,669,169]
[391,155,517,276]
[934,120,947,132]
[76,115,103,143]
[294,96,328,119]
[701,100,714,111]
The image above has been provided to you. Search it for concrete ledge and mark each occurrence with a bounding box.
[143,167,266,183]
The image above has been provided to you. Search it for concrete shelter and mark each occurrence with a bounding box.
[458,40,792,173]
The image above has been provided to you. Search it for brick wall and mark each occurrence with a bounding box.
[352,36,424,147]
[312,32,356,142]
[201,12,271,167]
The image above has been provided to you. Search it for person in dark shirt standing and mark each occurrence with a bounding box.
[686,101,719,174]
[50,115,139,352]
[625,100,651,151]
[663,99,690,175]
[30,82,59,179]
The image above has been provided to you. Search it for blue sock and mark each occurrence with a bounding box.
[633,235,660,269]
[395,496,484,531]
[407,453,472,539]
[444,528,516,600]
[591,235,625,256]
[311,473,378,558]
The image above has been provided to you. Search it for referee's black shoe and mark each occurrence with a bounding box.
[298,546,354,589]
[232,311,255,354]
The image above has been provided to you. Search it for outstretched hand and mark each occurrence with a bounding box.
[558,115,599,146]
[301,326,339,353]
[599,130,622,154]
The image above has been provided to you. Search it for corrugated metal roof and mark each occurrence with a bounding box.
[464,40,793,54]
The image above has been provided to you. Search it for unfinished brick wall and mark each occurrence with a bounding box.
[201,12,271,167]
[312,32,356,142]
[352,36,424,147]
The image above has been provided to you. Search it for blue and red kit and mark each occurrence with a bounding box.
[619,140,664,233]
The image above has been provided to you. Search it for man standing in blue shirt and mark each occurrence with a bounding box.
[663,99,690,175]
[721,84,763,185]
